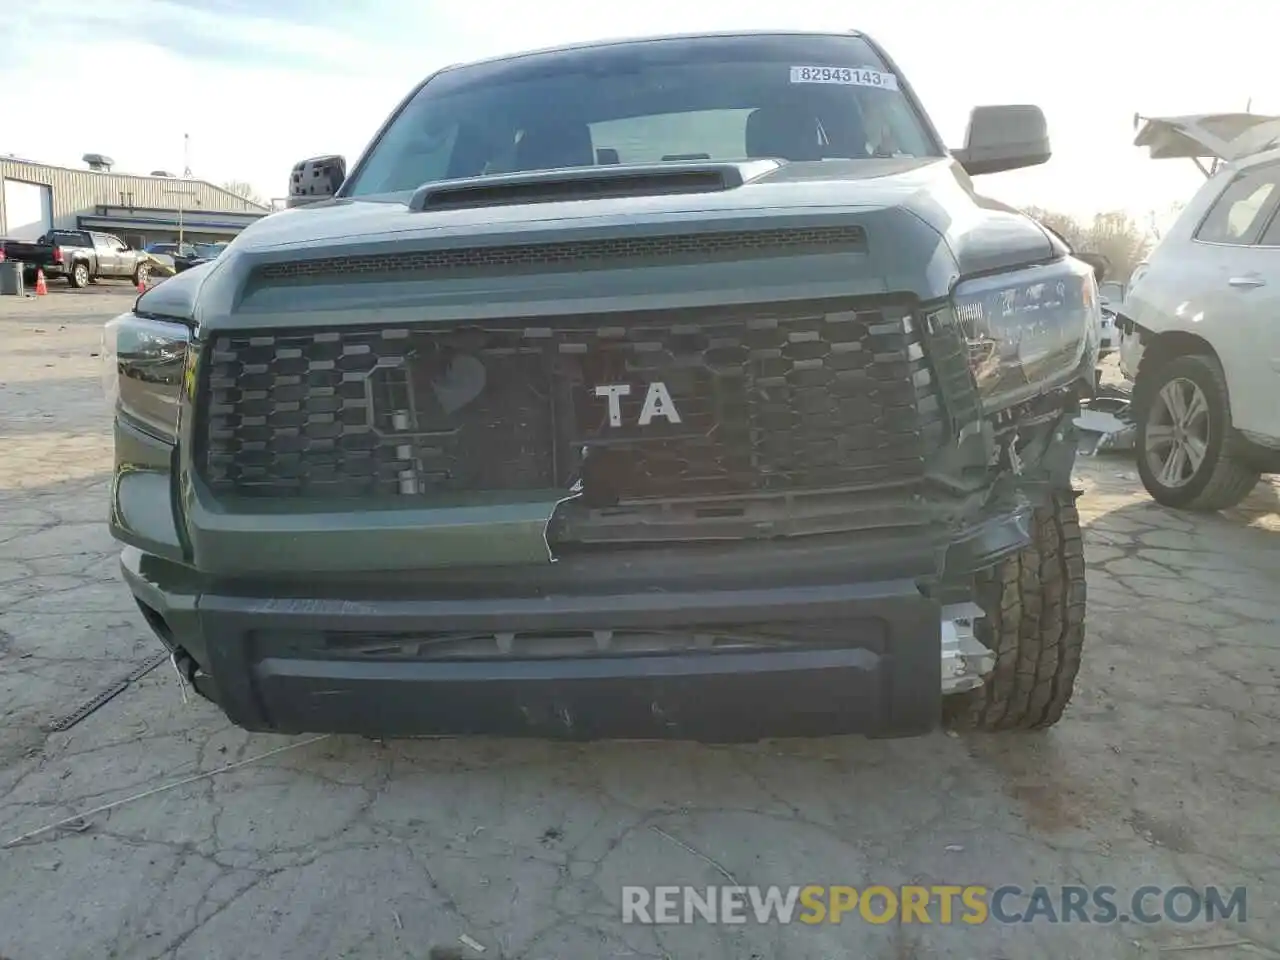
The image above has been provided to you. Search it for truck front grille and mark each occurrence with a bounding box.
[197,300,941,502]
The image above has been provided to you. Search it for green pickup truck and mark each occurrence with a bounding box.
[105,30,1100,741]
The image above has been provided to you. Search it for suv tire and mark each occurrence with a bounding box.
[945,492,1086,731]
[1134,354,1259,511]
[70,262,90,288]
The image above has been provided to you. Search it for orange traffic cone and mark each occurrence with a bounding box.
[35,269,48,296]
[137,277,147,294]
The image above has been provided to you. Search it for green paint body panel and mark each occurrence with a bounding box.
[183,493,563,576]
[110,420,184,563]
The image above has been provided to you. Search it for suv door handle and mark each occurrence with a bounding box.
[1227,275,1266,288]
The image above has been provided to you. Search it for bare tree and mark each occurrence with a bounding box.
[1022,206,1155,282]
[1022,206,1087,249]
[1084,211,1153,282]
[221,180,265,207]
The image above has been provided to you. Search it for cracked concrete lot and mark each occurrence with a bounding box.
[1,288,1277,960]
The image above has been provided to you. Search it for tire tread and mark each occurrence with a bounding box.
[945,492,1086,731]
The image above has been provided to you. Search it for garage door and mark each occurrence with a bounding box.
[3,178,54,240]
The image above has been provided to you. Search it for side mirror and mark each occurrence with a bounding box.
[287,155,346,208]
[952,105,1051,176]
[1075,252,1110,284]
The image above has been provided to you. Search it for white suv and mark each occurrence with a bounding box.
[1119,118,1280,510]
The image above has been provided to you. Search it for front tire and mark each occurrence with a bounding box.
[945,492,1086,731]
[1134,354,1259,511]
[70,262,90,288]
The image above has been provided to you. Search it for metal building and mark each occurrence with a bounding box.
[0,156,270,249]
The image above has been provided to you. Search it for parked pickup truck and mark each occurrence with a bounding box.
[107,30,1105,742]
[2,229,153,287]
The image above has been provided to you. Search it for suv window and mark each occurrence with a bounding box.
[1195,165,1280,244]
[346,34,940,196]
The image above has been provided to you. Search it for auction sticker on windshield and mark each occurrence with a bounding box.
[790,66,900,90]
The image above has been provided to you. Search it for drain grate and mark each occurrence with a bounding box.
[44,650,170,733]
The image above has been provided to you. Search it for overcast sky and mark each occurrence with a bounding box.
[0,0,1267,225]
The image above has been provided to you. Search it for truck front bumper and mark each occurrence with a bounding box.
[120,520,1017,742]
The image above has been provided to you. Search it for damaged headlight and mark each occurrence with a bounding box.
[951,257,1099,410]
[102,313,191,442]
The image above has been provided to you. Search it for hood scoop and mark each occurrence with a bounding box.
[408,160,783,213]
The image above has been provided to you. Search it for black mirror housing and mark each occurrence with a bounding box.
[953,105,1051,176]
[288,155,347,208]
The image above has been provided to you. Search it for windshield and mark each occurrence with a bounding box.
[346,34,941,197]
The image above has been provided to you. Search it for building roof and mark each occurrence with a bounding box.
[79,204,266,236]
[0,154,269,212]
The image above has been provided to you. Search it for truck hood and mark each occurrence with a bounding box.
[138,157,1058,327]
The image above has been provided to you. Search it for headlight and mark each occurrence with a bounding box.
[102,313,191,442]
[951,257,1099,410]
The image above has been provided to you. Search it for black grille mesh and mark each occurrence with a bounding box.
[252,226,867,281]
[198,301,941,502]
